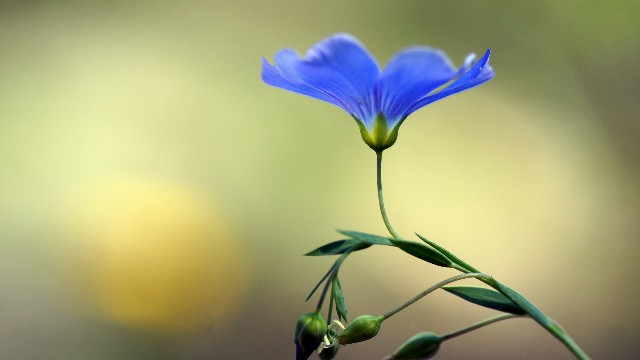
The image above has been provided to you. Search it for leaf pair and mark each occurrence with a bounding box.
[307,230,452,269]
[305,230,393,256]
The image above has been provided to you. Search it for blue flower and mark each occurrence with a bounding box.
[262,33,494,152]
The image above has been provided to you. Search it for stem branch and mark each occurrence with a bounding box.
[442,314,522,341]
[383,273,491,319]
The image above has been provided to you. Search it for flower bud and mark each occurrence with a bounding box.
[385,332,443,360]
[336,315,384,345]
[295,312,327,360]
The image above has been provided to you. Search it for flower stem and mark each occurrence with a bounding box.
[442,313,522,341]
[377,151,401,240]
[383,273,491,320]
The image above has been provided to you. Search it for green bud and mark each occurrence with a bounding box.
[385,332,443,360]
[336,315,384,345]
[295,312,327,360]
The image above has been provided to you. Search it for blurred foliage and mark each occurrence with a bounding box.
[0,1,638,359]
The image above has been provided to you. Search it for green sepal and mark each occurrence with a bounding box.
[306,239,370,256]
[415,233,479,272]
[354,114,401,152]
[389,238,452,268]
[442,286,526,315]
[337,230,394,246]
[332,276,348,322]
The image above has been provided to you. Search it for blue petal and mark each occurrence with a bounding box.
[376,47,458,127]
[262,34,380,124]
[262,57,341,106]
[406,49,494,115]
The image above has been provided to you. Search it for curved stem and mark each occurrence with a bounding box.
[383,273,491,320]
[442,313,522,341]
[377,152,401,240]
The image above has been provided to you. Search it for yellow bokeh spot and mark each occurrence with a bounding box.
[63,178,250,331]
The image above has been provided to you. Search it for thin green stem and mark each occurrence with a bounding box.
[442,313,522,341]
[377,152,401,240]
[383,273,491,320]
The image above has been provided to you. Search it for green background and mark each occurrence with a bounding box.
[1,1,639,359]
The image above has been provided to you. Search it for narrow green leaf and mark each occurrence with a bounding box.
[306,244,364,302]
[306,263,336,302]
[305,239,370,256]
[332,276,348,322]
[415,233,479,273]
[491,281,591,359]
[389,239,452,267]
[337,230,394,246]
[305,231,390,257]
[492,281,551,326]
[443,286,526,315]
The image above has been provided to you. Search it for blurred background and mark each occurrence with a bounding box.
[1,1,639,359]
